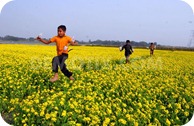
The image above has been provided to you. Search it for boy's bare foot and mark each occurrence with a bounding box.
[50,73,58,83]
[69,76,74,81]
[50,77,58,83]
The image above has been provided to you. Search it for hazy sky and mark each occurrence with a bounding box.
[0,0,194,46]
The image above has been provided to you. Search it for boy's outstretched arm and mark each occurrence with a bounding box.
[36,36,51,44]
[120,45,125,51]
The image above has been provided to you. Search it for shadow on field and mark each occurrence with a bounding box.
[77,55,151,71]
[130,55,150,63]
[1,111,14,125]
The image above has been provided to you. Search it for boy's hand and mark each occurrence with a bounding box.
[36,36,42,41]
[74,41,78,45]
[72,36,75,42]
[70,36,78,45]
[36,36,41,40]
[36,33,43,41]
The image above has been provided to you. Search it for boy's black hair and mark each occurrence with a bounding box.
[150,42,154,44]
[58,25,66,31]
[126,40,130,43]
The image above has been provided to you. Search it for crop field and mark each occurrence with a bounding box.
[0,44,194,126]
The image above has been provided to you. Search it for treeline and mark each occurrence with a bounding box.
[0,35,194,51]
[0,35,155,47]
[77,40,157,47]
[0,35,35,41]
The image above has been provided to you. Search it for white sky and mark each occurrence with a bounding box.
[0,0,194,46]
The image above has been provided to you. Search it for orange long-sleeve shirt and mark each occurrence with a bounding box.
[50,35,72,56]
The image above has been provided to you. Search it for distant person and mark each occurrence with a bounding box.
[120,40,133,64]
[149,43,155,56]
[36,25,78,82]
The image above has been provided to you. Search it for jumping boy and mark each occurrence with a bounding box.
[120,40,133,64]
[149,43,155,56]
[36,25,78,82]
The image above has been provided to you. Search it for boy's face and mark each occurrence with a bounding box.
[58,28,66,37]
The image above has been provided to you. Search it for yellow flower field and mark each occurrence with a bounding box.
[0,44,194,126]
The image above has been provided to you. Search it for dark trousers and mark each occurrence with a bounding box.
[52,53,72,78]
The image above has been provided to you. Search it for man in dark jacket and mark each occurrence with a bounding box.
[120,40,133,64]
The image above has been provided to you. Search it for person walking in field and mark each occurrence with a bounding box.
[120,40,133,64]
[36,25,78,82]
[149,42,155,56]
